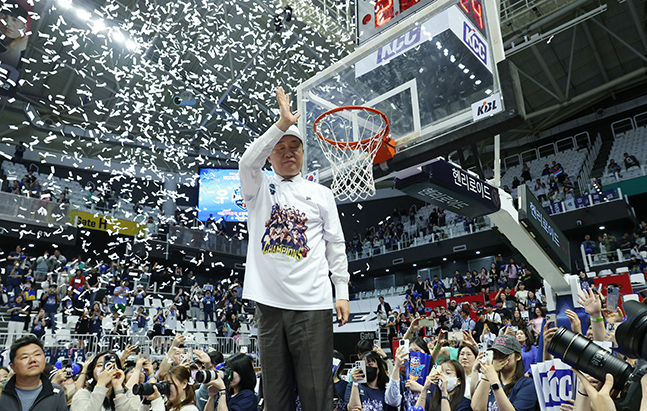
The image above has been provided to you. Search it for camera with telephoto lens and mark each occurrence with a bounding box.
[195,364,233,386]
[132,381,171,396]
[547,301,647,410]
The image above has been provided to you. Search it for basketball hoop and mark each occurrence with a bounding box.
[313,106,395,202]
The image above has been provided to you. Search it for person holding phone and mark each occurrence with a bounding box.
[70,351,137,411]
[346,351,398,410]
[203,353,257,411]
[385,339,431,409]
[415,359,471,410]
[471,335,538,411]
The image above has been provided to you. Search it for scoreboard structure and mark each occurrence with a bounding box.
[298,0,525,183]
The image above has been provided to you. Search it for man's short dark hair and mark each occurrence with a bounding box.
[461,309,470,316]
[485,303,493,308]
[10,336,44,363]
[208,350,224,368]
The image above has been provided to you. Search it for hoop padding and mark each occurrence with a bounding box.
[313,106,391,202]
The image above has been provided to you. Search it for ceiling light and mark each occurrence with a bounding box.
[76,9,92,21]
[126,40,137,50]
[599,225,605,230]
[476,251,481,254]
[386,269,390,272]
[112,29,125,42]
[92,19,106,32]
[413,264,417,267]
[443,257,447,261]
[58,0,72,9]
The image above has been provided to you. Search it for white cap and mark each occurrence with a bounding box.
[284,125,302,142]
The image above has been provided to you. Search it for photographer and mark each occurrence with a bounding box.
[471,335,538,411]
[203,353,257,411]
[192,349,224,411]
[141,365,197,411]
[70,351,138,411]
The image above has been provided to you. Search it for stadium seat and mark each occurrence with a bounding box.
[616,267,630,274]
[630,273,646,285]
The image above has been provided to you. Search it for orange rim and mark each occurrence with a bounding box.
[313,105,390,151]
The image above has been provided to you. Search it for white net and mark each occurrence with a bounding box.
[313,107,388,202]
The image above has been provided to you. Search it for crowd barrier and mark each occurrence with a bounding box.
[151,335,259,365]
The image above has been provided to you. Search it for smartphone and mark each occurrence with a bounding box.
[511,326,518,332]
[607,286,620,312]
[373,339,379,348]
[104,354,116,369]
[333,357,342,375]
[354,360,367,384]
[431,364,442,375]
[606,322,618,333]
[419,319,434,327]
[546,314,557,325]
[448,331,463,341]
[399,339,410,359]
[481,351,493,364]
[477,342,488,353]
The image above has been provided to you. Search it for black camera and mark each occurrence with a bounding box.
[195,365,233,386]
[548,301,647,410]
[132,381,171,396]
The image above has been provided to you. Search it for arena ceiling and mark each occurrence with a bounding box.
[0,0,646,175]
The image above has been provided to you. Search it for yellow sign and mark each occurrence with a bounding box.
[69,210,145,237]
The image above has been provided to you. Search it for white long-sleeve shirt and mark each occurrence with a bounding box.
[239,124,349,310]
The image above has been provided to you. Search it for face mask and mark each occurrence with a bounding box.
[365,366,378,382]
[445,376,459,392]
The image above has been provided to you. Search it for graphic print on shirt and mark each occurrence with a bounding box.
[261,204,309,261]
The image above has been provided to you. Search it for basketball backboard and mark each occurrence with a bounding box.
[297,0,522,184]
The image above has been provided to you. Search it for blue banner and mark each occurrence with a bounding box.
[405,350,432,385]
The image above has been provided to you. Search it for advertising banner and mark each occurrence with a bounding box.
[70,210,145,237]
[531,359,574,411]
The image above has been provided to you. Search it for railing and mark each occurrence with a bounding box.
[167,225,247,256]
[580,244,641,272]
[0,191,69,226]
[348,217,493,262]
[601,165,647,186]
[151,335,259,365]
[2,332,37,350]
[577,133,602,195]
[635,110,647,128]
[502,133,589,172]
[611,117,635,138]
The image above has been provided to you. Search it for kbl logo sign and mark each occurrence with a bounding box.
[540,368,573,408]
[477,100,497,116]
[463,22,487,65]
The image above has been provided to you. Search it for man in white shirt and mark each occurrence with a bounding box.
[239,87,350,411]
[484,303,501,326]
